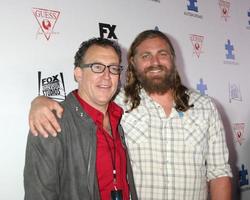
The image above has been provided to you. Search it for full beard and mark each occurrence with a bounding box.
[136,65,176,94]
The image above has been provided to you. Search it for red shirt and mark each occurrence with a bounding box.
[74,91,129,200]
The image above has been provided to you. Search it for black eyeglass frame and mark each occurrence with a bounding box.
[79,62,123,75]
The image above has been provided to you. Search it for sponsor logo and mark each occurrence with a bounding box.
[32,8,60,40]
[229,82,242,103]
[219,0,230,21]
[232,123,245,145]
[187,0,198,12]
[239,164,250,192]
[225,39,234,59]
[38,71,66,101]
[247,9,250,30]
[148,0,160,2]
[248,10,250,25]
[190,34,204,58]
[224,39,238,65]
[99,23,118,40]
[196,78,207,95]
[154,26,160,31]
[184,0,203,19]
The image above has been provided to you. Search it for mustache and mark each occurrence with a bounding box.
[144,65,165,73]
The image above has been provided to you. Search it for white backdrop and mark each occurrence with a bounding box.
[0,0,249,199]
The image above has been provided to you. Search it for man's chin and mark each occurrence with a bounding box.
[145,78,164,85]
[144,87,170,95]
[142,79,172,94]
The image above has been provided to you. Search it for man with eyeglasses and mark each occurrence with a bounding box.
[24,37,138,200]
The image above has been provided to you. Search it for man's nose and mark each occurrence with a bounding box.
[150,55,160,65]
[102,67,111,79]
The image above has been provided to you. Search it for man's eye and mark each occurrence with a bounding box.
[141,54,150,59]
[160,52,170,57]
[94,64,103,70]
[110,66,119,71]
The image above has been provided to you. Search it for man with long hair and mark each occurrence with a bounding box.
[28,30,232,199]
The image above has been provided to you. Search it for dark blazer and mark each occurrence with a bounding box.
[24,92,138,200]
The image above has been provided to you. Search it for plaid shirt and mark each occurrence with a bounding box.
[115,89,232,200]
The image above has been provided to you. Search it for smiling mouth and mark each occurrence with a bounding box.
[148,69,161,73]
[98,84,111,89]
[146,68,164,76]
[145,65,164,74]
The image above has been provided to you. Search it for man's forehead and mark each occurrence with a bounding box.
[135,38,170,53]
[85,45,115,55]
[83,45,119,63]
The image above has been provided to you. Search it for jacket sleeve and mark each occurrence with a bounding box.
[24,132,63,200]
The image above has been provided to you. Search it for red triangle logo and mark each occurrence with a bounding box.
[218,0,230,21]
[32,8,60,40]
[190,34,204,58]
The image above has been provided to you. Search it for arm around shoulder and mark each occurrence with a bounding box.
[29,96,63,137]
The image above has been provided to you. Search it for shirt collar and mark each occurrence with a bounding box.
[73,90,123,126]
[140,88,183,118]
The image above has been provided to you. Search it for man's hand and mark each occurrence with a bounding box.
[29,96,64,137]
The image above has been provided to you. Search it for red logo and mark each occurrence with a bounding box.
[233,123,245,145]
[219,0,230,21]
[32,8,60,40]
[190,34,204,58]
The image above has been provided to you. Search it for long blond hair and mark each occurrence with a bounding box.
[124,30,193,112]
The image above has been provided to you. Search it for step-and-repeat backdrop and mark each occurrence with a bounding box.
[0,0,249,199]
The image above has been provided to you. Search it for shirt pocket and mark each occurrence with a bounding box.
[122,115,149,146]
[182,115,209,153]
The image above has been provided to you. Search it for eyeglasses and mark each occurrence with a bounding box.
[79,62,123,75]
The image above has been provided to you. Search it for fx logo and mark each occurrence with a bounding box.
[99,23,117,39]
[239,164,249,187]
[225,39,235,60]
[196,78,207,95]
[187,0,198,12]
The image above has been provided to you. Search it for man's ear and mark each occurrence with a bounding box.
[74,67,82,82]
